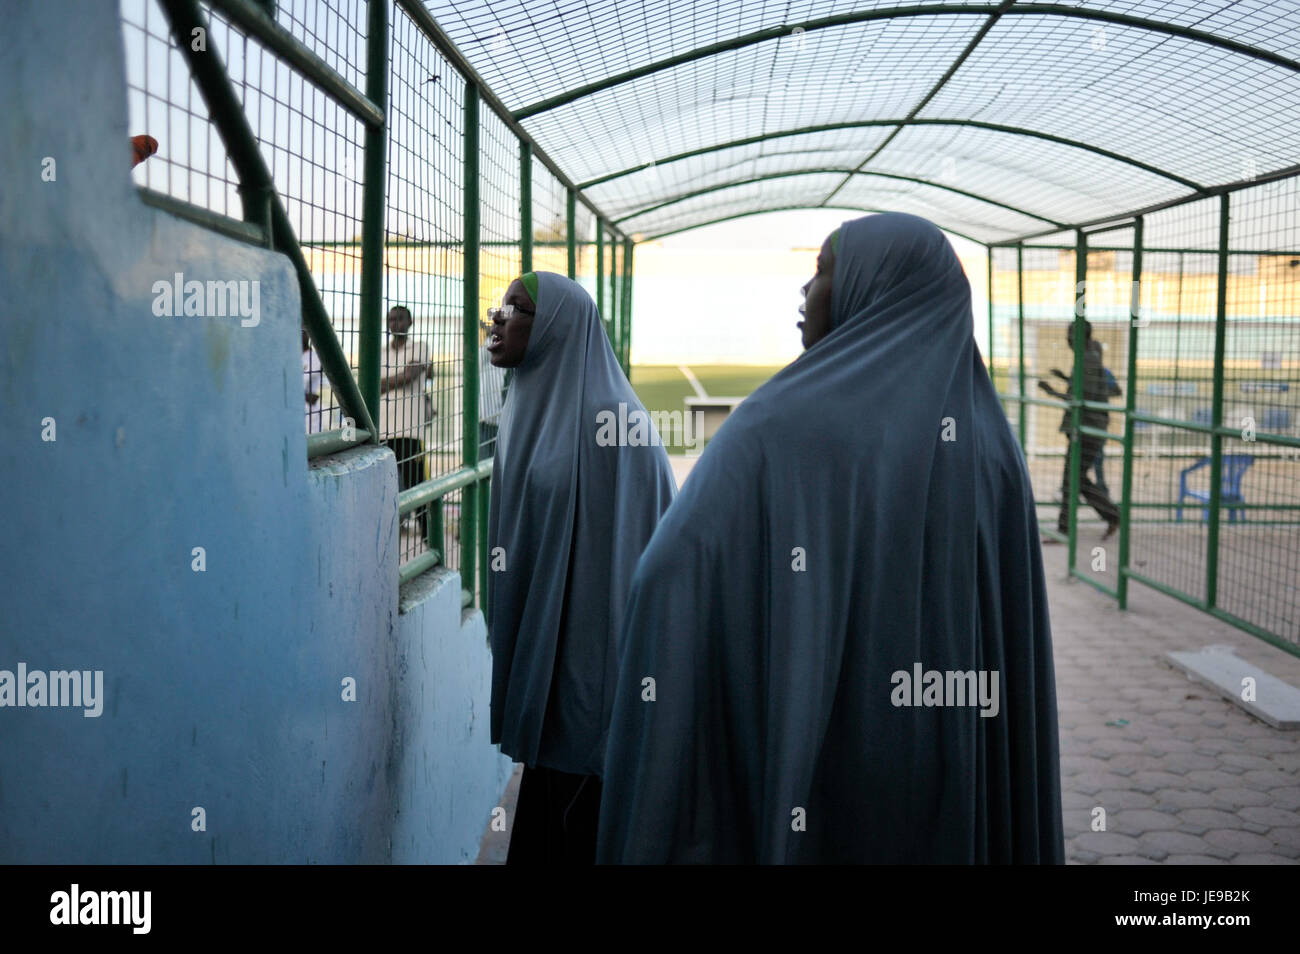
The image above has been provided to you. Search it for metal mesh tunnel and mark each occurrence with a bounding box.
[119,0,1299,649]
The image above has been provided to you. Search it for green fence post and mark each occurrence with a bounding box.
[1067,230,1087,576]
[986,246,995,388]
[1117,216,1143,610]
[461,82,481,603]
[566,189,577,280]
[1016,245,1026,447]
[610,235,620,360]
[478,474,491,615]
[1206,194,1230,610]
[520,141,533,275]
[596,221,605,337]
[623,238,634,374]
[157,0,377,446]
[428,498,445,563]
[357,0,388,425]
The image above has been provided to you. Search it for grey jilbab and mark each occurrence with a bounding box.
[598,213,1064,863]
[487,271,677,776]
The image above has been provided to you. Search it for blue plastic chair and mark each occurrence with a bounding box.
[1177,454,1254,523]
[1261,408,1292,433]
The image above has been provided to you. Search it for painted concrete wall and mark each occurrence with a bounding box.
[392,569,515,864]
[0,1,510,863]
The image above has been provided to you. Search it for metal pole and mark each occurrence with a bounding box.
[1067,230,1087,575]
[478,475,490,612]
[596,221,605,336]
[567,188,577,280]
[460,82,481,598]
[610,238,620,358]
[1205,194,1230,610]
[1117,216,1143,610]
[623,239,635,373]
[157,0,376,443]
[1017,244,1026,447]
[986,246,995,388]
[520,140,533,274]
[358,0,388,425]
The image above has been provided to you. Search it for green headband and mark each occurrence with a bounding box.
[521,272,538,304]
[829,228,840,256]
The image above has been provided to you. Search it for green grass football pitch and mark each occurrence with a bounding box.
[629,365,783,453]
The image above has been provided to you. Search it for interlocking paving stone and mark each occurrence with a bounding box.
[1266,827,1300,851]
[1073,831,1142,855]
[1272,788,1300,810]
[1108,809,1185,834]
[1183,770,1250,790]
[1203,828,1281,854]
[1074,772,1137,795]
[1151,788,1217,810]
[1041,546,1300,867]
[1208,788,1275,809]
[1178,808,1255,830]
[1098,855,1159,864]
[1240,806,1300,827]
[1129,771,1198,793]
[1229,853,1300,864]
[1237,770,1297,790]
[1135,831,1211,860]
[1094,788,1157,810]
[1220,752,1281,771]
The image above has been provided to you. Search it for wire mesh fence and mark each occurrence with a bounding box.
[385,6,465,571]
[119,0,631,600]
[990,179,1300,651]
[120,0,1295,641]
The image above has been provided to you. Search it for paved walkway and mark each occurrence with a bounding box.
[477,502,1300,864]
[1043,541,1300,864]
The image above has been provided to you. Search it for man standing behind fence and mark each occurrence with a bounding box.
[380,305,432,537]
[1038,320,1120,540]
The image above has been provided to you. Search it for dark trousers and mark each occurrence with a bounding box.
[1058,435,1120,533]
[506,766,602,865]
[384,437,427,538]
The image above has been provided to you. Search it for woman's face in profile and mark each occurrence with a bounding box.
[798,233,835,350]
[487,279,536,367]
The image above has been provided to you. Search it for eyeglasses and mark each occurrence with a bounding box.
[485,304,533,323]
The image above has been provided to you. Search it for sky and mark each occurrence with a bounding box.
[630,209,990,366]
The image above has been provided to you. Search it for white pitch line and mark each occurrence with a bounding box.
[678,364,708,399]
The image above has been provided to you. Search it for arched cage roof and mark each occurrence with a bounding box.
[424,0,1300,245]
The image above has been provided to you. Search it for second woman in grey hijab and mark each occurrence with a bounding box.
[485,270,676,865]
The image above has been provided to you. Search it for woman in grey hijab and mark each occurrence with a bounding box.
[485,270,676,865]
[598,213,1063,864]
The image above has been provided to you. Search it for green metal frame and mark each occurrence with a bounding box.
[1204,194,1230,611]
[513,5,1300,121]
[1115,216,1142,611]
[566,188,577,279]
[147,0,631,611]
[521,141,533,273]
[578,120,1204,193]
[1016,245,1026,445]
[614,168,1064,233]
[621,239,634,373]
[144,0,1300,649]
[511,0,1299,250]
[1066,230,1086,576]
[157,0,377,453]
[596,221,605,336]
[989,185,1300,654]
[357,0,388,424]
[986,246,995,388]
[643,204,989,247]
[460,82,482,606]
